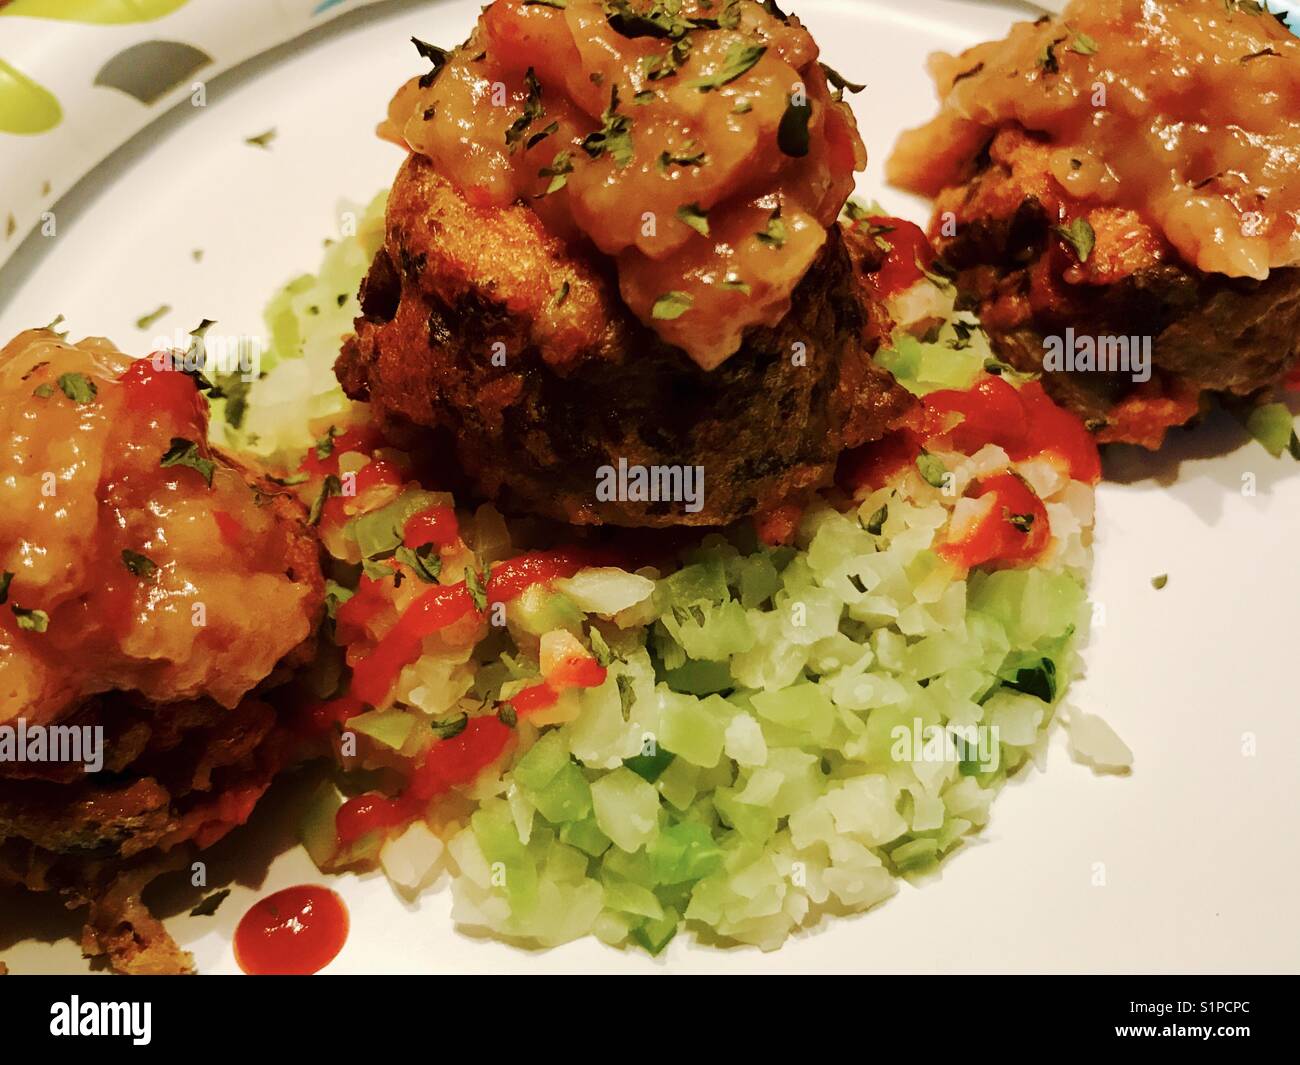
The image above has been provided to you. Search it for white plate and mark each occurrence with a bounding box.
[1,0,1297,974]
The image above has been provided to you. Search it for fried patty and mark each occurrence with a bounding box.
[927,127,1300,446]
[337,156,914,527]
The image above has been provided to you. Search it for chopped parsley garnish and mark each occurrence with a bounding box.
[538,150,575,195]
[0,571,11,605]
[581,85,635,168]
[820,62,866,98]
[1054,218,1096,263]
[412,37,451,88]
[917,254,955,290]
[267,471,309,487]
[498,705,519,728]
[643,35,694,81]
[524,0,567,7]
[135,304,170,330]
[31,383,53,400]
[688,42,765,91]
[526,121,559,151]
[720,275,751,295]
[552,280,571,307]
[777,95,813,157]
[603,0,695,39]
[214,372,253,428]
[314,425,341,460]
[244,128,276,149]
[506,68,546,153]
[588,625,616,667]
[1067,27,1099,56]
[52,374,96,408]
[1006,511,1035,533]
[395,543,442,584]
[432,713,469,739]
[915,451,948,489]
[1151,574,1169,590]
[324,579,354,619]
[657,142,706,172]
[756,208,787,248]
[1003,658,1057,703]
[465,567,489,612]
[633,90,657,105]
[652,291,693,320]
[617,673,637,719]
[122,550,158,578]
[1289,430,1300,461]
[732,98,753,114]
[864,504,888,536]
[160,438,216,487]
[676,203,710,237]
[308,474,342,526]
[12,606,49,633]
[842,199,873,224]
[1038,38,1065,74]
[189,888,231,918]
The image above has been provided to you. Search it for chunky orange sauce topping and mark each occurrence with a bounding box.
[385,0,865,368]
[0,330,320,726]
[888,0,1300,279]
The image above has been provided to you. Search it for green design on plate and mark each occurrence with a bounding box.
[0,0,189,22]
[0,58,61,134]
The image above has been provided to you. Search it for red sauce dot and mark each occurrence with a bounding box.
[234,885,349,976]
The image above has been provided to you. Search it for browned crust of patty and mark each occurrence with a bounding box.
[928,126,1300,443]
[337,155,914,526]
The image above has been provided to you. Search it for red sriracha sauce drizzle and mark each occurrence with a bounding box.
[234,885,349,976]
[838,372,1100,570]
[859,215,935,298]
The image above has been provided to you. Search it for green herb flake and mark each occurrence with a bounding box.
[916,450,948,489]
[135,304,171,331]
[657,142,706,172]
[676,203,710,237]
[581,85,635,168]
[308,474,342,526]
[652,291,693,320]
[13,606,49,633]
[720,275,751,295]
[1054,218,1096,263]
[189,888,231,918]
[756,209,787,249]
[465,567,489,612]
[32,383,54,399]
[865,504,888,536]
[777,96,813,157]
[498,705,519,728]
[1151,574,1169,590]
[0,571,11,605]
[538,150,575,196]
[552,280,571,308]
[160,438,216,488]
[688,42,766,91]
[820,62,866,97]
[122,550,158,578]
[395,543,442,584]
[1006,511,1035,533]
[524,0,567,7]
[314,425,341,461]
[588,625,616,667]
[1068,28,1099,56]
[244,128,276,150]
[412,37,451,88]
[432,713,469,739]
[506,68,546,153]
[54,371,97,403]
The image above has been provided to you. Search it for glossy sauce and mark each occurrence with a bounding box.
[888,0,1300,279]
[234,886,349,976]
[384,0,865,367]
[0,330,320,725]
